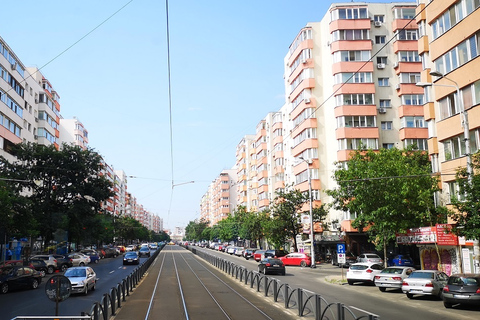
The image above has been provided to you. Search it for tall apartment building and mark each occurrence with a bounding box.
[200,169,238,226]
[416,0,480,272]
[59,117,89,150]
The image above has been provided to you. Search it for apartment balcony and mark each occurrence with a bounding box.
[273,134,283,145]
[291,97,316,120]
[399,127,428,140]
[394,62,422,75]
[333,83,375,95]
[441,157,469,183]
[272,120,283,131]
[423,102,435,121]
[274,180,285,190]
[330,39,372,54]
[334,104,377,117]
[289,78,316,102]
[273,150,284,159]
[436,114,464,141]
[295,179,321,193]
[396,83,424,96]
[255,129,266,141]
[291,138,319,156]
[415,3,426,23]
[288,38,314,66]
[399,105,424,118]
[336,127,379,140]
[392,19,418,32]
[393,40,418,53]
[329,18,371,33]
[332,61,374,74]
[258,184,269,193]
[257,170,268,179]
[293,159,318,176]
[427,137,439,155]
[288,59,313,84]
[291,118,318,138]
[258,198,270,208]
[417,36,429,55]
[274,165,284,174]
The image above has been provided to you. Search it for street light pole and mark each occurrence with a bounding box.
[299,157,316,268]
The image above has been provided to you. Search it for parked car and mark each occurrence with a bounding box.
[356,253,383,265]
[30,255,57,274]
[226,246,236,255]
[253,250,266,261]
[402,270,449,299]
[264,249,289,259]
[29,259,49,277]
[442,273,480,308]
[279,253,312,267]
[64,266,96,295]
[258,258,286,276]
[234,248,244,257]
[388,254,414,267]
[332,252,357,267]
[139,247,151,257]
[123,252,140,265]
[82,251,100,264]
[346,262,384,285]
[52,254,74,272]
[1,260,35,269]
[243,248,257,260]
[0,266,42,294]
[125,245,136,252]
[374,266,415,292]
[68,253,90,267]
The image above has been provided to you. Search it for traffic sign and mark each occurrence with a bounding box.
[337,243,345,254]
[338,253,346,264]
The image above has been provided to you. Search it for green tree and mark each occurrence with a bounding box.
[0,143,112,248]
[185,219,209,241]
[326,146,446,263]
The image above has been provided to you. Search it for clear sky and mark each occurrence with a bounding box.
[1,0,412,230]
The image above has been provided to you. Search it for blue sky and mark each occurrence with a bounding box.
[1,0,412,229]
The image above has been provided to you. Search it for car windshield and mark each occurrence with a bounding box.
[381,268,404,274]
[449,276,480,286]
[366,254,380,258]
[409,272,434,279]
[65,269,86,277]
[350,265,368,270]
[125,253,137,258]
[267,259,282,264]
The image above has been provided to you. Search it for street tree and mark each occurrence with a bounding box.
[326,146,447,264]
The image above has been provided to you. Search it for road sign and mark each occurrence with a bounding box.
[337,243,345,254]
[45,275,71,302]
[338,253,346,264]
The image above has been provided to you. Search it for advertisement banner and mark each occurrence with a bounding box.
[396,227,436,244]
[435,224,458,246]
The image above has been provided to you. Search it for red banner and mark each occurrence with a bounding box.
[435,224,458,246]
[396,224,458,245]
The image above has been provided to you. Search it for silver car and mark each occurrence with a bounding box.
[374,266,415,292]
[64,266,96,295]
[402,270,449,299]
[356,253,383,265]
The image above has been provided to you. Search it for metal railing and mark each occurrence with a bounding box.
[193,247,379,320]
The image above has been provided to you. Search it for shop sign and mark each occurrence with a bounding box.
[435,224,458,246]
[396,227,436,244]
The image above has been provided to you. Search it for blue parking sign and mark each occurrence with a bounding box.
[337,244,345,254]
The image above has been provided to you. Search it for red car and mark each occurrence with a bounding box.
[253,250,266,261]
[279,253,312,267]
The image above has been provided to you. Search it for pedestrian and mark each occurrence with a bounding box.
[6,248,12,260]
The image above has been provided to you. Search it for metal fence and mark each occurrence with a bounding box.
[11,245,164,320]
[192,247,380,320]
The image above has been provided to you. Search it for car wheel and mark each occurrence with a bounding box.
[379,287,386,292]
[47,266,55,274]
[406,293,414,299]
[245,257,249,260]
[443,301,453,308]
[61,264,68,272]
[39,270,46,277]
[31,279,39,289]
[1,283,8,294]
[300,261,307,267]
[347,280,354,285]
[79,262,85,266]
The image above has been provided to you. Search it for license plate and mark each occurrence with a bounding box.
[273,264,279,267]
[411,290,422,293]
[128,260,132,262]
[453,294,469,299]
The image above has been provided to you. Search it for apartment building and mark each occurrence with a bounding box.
[59,117,89,150]
[416,0,480,272]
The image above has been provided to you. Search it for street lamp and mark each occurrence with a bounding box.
[417,71,478,273]
[299,157,316,268]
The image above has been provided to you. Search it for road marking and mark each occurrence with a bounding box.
[109,270,115,274]
[349,306,379,318]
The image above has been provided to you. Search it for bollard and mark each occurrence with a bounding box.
[298,288,303,316]
[273,280,278,302]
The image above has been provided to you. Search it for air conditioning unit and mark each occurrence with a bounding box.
[377,63,386,69]
[305,98,311,104]
[34,135,38,139]
[34,117,38,122]
[395,84,401,90]
[374,21,382,27]
[11,62,17,70]
[393,61,399,68]
[378,108,387,114]
[34,98,39,104]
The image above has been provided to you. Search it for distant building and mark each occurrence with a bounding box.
[59,117,88,150]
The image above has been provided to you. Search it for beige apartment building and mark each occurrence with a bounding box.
[200,169,237,226]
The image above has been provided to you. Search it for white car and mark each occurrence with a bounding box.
[402,270,449,299]
[346,262,384,285]
[356,253,383,265]
[125,245,135,252]
[64,266,96,295]
[68,253,90,266]
[374,266,415,292]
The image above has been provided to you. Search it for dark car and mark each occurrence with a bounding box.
[264,249,288,259]
[102,247,118,258]
[81,250,101,264]
[52,254,74,272]
[0,266,42,294]
[443,273,480,308]
[29,259,48,277]
[258,258,286,276]
[332,252,358,267]
[388,254,414,267]
[123,252,140,265]
[243,248,257,260]
[139,247,151,257]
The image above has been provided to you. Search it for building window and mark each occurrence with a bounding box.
[373,15,385,22]
[404,139,427,150]
[331,7,368,21]
[337,116,376,128]
[335,94,374,106]
[375,35,386,44]
[379,99,391,108]
[381,121,393,130]
[333,50,371,62]
[382,143,394,149]
[401,116,426,128]
[378,78,389,86]
[334,72,372,84]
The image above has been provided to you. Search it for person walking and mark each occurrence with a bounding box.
[6,248,12,260]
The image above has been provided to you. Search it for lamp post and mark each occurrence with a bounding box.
[299,157,316,268]
[417,71,478,273]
